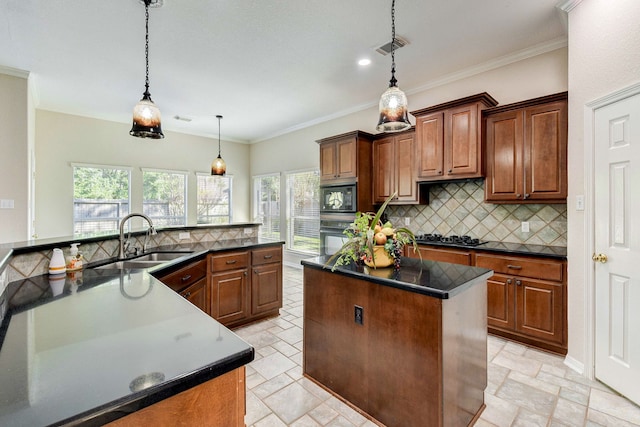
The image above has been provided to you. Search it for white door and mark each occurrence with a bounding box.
[594,92,640,405]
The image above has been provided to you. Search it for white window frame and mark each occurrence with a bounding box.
[285,168,320,255]
[71,163,132,236]
[141,167,188,227]
[196,172,233,224]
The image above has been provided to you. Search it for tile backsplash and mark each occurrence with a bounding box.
[386,179,566,247]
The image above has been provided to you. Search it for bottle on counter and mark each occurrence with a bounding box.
[66,243,84,271]
[49,248,66,275]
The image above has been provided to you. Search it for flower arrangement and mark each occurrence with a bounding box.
[327,193,418,270]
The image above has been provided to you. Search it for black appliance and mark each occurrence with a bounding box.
[320,184,357,214]
[319,217,354,256]
[415,233,487,247]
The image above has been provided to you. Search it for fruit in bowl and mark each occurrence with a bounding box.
[327,193,418,270]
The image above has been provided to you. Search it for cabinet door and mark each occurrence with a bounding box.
[515,277,564,345]
[319,141,337,181]
[446,103,482,177]
[524,101,568,201]
[180,277,209,315]
[486,273,515,330]
[336,138,357,180]
[373,136,395,203]
[210,269,249,326]
[395,133,418,202]
[484,110,524,202]
[416,112,444,179]
[251,263,282,315]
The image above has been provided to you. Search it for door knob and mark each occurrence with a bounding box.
[592,253,608,263]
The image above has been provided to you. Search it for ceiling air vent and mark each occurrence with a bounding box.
[375,36,409,56]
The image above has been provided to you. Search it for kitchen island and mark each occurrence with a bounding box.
[0,238,283,426]
[302,256,493,427]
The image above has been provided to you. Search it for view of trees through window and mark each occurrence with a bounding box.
[142,170,186,227]
[287,171,319,253]
[197,174,232,224]
[254,174,280,240]
[73,166,130,235]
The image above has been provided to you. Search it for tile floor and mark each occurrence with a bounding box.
[233,266,640,427]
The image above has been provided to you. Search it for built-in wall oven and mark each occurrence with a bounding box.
[319,216,354,256]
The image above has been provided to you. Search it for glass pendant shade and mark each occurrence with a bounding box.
[211,155,227,176]
[130,92,164,139]
[376,84,411,133]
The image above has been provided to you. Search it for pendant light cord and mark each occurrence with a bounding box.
[389,0,397,87]
[217,115,223,157]
[144,0,150,95]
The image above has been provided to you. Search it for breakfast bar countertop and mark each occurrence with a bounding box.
[0,238,287,426]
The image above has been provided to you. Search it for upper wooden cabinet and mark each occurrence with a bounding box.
[373,130,426,204]
[317,131,374,184]
[484,92,568,203]
[411,93,498,182]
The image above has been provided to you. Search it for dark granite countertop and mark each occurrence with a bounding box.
[415,240,567,259]
[302,256,493,299]
[0,238,283,426]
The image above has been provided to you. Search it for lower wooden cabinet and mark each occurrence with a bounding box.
[210,245,283,328]
[413,244,567,354]
[180,277,209,314]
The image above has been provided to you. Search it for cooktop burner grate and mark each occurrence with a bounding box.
[414,233,487,246]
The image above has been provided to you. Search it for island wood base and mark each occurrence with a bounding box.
[303,266,488,427]
[106,366,246,427]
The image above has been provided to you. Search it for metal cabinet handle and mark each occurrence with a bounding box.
[264,255,273,259]
[524,193,530,199]
[507,265,522,270]
[437,170,442,175]
[448,169,452,173]
[181,274,192,282]
[507,279,512,285]
[226,260,237,264]
[183,292,191,298]
[244,271,248,276]
[515,280,522,286]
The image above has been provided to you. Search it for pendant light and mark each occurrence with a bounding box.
[211,115,227,176]
[130,0,164,139]
[376,0,411,133]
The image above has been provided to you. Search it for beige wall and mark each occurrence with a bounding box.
[0,72,30,244]
[250,47,568,176]
[35,111,251,239]
[566,0,640,372]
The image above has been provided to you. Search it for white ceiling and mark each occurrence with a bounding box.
[0,0,567,143]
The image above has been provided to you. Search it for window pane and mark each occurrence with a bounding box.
[143,171,186,227]
[73,166,130,235]
[254,175,280,239]
[197,175,232,224]
[287,171,319,254]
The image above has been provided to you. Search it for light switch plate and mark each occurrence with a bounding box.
[0,199,14,209]
[521,221,530,233]
[178,232,190,240]
[576,195,585,211]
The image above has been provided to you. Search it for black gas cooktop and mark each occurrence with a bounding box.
[414,233,487,247]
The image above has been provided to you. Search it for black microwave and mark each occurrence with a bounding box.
[320,184,357,213]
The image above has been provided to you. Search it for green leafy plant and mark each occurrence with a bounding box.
[326,193,418,270]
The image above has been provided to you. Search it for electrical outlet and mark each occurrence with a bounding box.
[576,195,585,211]
[244,227,253,235]
[354,305,364,325]
[178,232,190,240]
[521,221,530,233]
[404,217,410,226]
[0,199,14,209]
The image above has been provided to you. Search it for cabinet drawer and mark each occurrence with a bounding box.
[475,253,563,282]
[159,260,207,291]
[252,247,282,266]
[210,251,249,272]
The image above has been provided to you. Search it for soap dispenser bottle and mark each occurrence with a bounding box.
[49,248,66,275]
[66,243,83,271]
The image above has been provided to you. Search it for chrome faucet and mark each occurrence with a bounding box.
[118,213,157,259]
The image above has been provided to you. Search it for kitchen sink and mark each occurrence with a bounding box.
[92,251,193,270]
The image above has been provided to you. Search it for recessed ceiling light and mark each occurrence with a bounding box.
[358,58,372,66]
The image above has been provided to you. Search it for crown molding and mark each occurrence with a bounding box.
[556,0,583,13]
[0,65,30,79]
